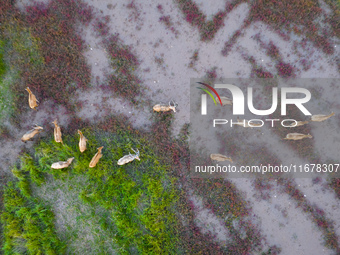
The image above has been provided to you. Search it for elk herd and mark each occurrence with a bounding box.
[21,86,335,166]
[21,87,160,169]
[211,112,335,162]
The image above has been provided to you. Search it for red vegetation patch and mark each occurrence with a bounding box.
[176,0,245,41]
[251,34,295,78]
[275,61,295,78]
[177,0,206,28]
[329,178,340,199]
[176,0,249,41]
[266,41,280,59]
[0,0,18,24]
[102,35,143,103]
[200,11,226,41]
[93,16,110,37]
[192,178,263,254]
[221,29,242,56]
[252,68,274,78]
[278,178,340,252]
[249,0,335,54]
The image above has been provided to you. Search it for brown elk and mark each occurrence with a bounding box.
[21,125,43,142]
[117,148,140,165]
[52,119,63,144]
[153,101,177,112]
[51,157,74,169]
[311,112,335,122]
[89,146,104,168]
[77,130,88,153]
[284,133,312,140]
[25,87,39,110]
[210,154,233,163]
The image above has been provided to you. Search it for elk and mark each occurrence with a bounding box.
[217,96,232,106]
[51,157,74,169]
[77,130,88,153]
[117,148,140,165]
[311,112,335,122]
[287,120,309,127]
[21,125,43,142]
[25,87,39,110]
[153,100,177,112]
[52,119,63,144]
[284,133,312,140]
[89,146,104,168]
[210,154,233,163]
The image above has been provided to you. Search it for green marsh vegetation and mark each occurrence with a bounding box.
[1,111,261,254]
[1,160,65,254]
[1,113,186,254]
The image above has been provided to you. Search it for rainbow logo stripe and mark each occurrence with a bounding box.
[196,82,223,106]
